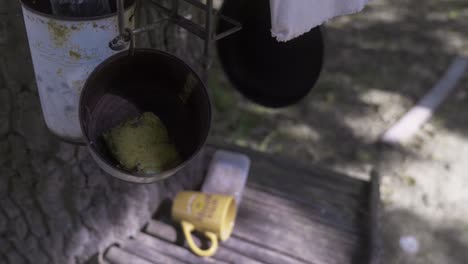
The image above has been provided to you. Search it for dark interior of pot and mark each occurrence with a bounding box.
[21,0,135,16]
[80,49,211,178]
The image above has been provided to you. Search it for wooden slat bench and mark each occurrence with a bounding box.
[101,146,380,264]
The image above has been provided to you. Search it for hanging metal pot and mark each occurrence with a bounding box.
[216,0,324,108]
[79,49,212,183]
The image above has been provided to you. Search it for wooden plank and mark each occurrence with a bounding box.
[237,195,362,248]
[245,181,365,227]
[143,221,262,264]
[233,197,361,264]
[381,56,468,144]
[223,236,308,264]
[242,186,363,236]
[123,237,193,264]
[207,144,367,196]
[212,245,264,264]
[240,156,368,235]
[132,232,220,264]
[256,159,367,196]
[247,158,366,210]
[105,246,159,264]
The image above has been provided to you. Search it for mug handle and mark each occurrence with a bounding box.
[181,221,218,257]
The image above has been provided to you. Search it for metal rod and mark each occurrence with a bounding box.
[128,28,135,56]
[218,13,242,28]
[150,1,207,39]
[171,0,179,18]
[143,0,242,73]
[214,25,242,41]
[173,16,206,39]
[182,0,206,10]
[132,19,168,35]
[149,0,241,41]
[117,0,126,36]
[204,0,213,69]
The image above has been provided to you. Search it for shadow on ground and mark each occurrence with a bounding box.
[382,209,468,264]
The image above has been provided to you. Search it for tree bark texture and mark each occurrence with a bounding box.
[0,0,206,263]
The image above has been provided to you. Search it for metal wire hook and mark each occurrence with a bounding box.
[126,28,135,56]
[117,0,126,37]
[114,0,135,55]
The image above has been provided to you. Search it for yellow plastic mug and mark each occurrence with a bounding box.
[172,191,237,257]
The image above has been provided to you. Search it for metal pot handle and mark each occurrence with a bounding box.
[117,0,135,55]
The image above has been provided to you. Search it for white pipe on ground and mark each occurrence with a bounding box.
[381,56,468,145]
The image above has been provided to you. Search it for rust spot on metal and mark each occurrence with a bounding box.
[69,50,81,60]
[71,25,78,30]
[93,22,98,28]
[56,68,63,76]
[99,24,109,30]
[47,21,71,47]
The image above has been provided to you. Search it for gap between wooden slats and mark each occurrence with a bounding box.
[122,238,192,264]
[133,232,230,264]
[145,220,307,264]
[105,246,161,264]
[222,236,309,264]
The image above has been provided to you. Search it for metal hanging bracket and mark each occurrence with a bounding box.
[113,0,242,70]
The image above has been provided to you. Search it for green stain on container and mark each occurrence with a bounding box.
[69,50,81,60]
[47,21,71,47]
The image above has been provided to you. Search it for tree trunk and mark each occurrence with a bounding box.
[0,1,206,263]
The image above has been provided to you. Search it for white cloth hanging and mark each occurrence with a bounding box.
[270,0,370,42]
